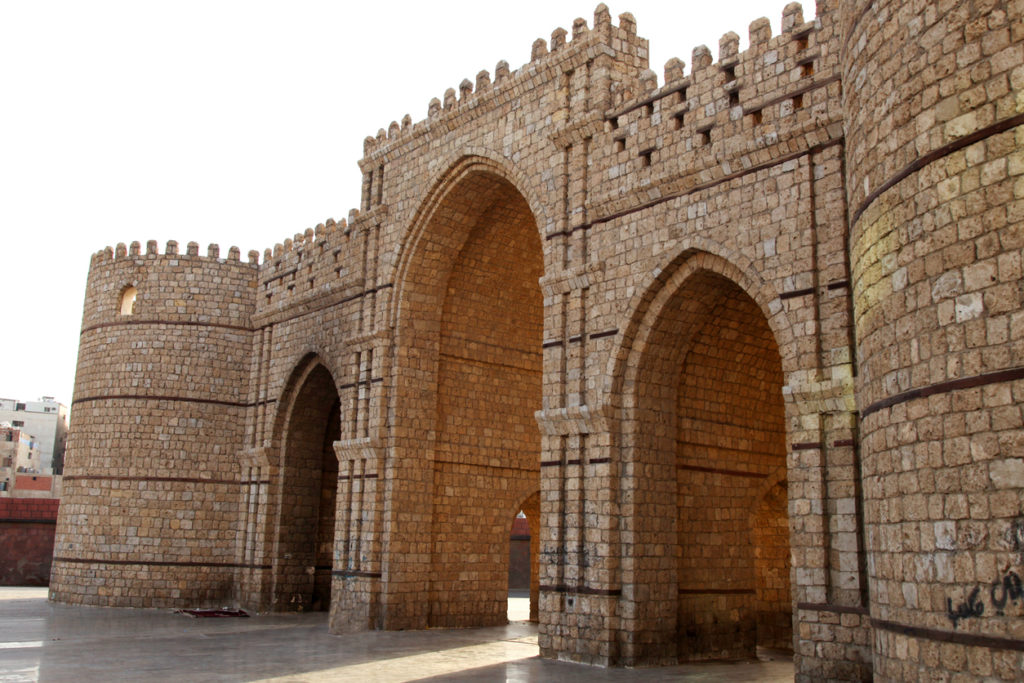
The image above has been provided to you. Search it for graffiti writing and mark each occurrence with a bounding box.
[540,545,591,568]
[946,586,984,628]
[989,570,1023,615]
[1008,518,1024,565]
[946,569,1023,628]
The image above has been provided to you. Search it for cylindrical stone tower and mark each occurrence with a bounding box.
[843,0,1024,678]
[50,240,257,607]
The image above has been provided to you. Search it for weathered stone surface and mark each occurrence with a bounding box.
[51,2,1024,681]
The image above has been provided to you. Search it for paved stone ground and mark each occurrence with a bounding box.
[0,588,794,681]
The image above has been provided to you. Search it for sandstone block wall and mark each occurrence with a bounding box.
[51,243,257,607]
[844,0,1024,679]
[51,2,1024,680]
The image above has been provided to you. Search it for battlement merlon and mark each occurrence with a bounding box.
[356,3,833,169]
[91,240,260,268]
[597,2,826,120]
[87,2,833,309]
[87,1,833,304]
[357,4,649,167]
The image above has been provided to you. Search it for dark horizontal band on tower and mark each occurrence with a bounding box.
[779,287,815,300]
[677,463,768,478]
[540,584,621,596]
[81,319,253,335]
[861,366,1024,418]
[0,518,56,525]
[71,394,276,409]
[679,588,755,595]
[256,282,394,329]
[337,378,384,390]
[542,329,619,349]
[546,138,844,240]
[53,557,270,570]
[540,458,611,467]
[797,601,869,615]
[62,475,267,486]
[744,74,841,115]
[872,617,1024,653]
[851,112,1024,228]
[332,569,382,579]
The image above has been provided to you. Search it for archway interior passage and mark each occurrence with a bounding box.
[426,172,544,627]
[275,363,341,612]
[508,492,540,623]
[638,270,792,660]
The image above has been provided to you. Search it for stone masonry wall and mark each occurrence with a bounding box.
[51,242,257,607]
[51,2,1024,680]
[844,0,1024,679]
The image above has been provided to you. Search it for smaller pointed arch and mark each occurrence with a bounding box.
[267,354,343,613]
[608,244,795,663]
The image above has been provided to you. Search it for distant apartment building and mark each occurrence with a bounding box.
[0,427,38,472]
[0,426,63,498]
[0,397,69,474]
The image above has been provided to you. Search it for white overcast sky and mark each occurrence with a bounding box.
[1,0,811,411]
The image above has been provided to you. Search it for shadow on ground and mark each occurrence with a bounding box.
[0,588,794,682]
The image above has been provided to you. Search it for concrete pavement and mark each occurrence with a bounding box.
[0,588,794,682]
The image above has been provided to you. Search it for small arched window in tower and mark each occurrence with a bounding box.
[119,286,137,315]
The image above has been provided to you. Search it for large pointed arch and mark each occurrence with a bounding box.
[389,151,552,330]
[385,155,545,629]
[602,239,799,405]
[609,245,797,663]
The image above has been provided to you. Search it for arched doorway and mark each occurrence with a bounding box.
[392,160,544,628]
[672,272,789,658]
[752,476,792,651]
[508,491,540,622]
[272,360,341,612]
[621,258,793,662]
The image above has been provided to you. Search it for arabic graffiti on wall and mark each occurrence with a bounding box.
[946,570,1023,628]
[944,517,1024,628]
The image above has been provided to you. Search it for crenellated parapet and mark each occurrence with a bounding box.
[579,2,842,221]
[74,236,259,408]
[352,4,653,223]
[254,207,388,325]
[84,239,257,329]
[93,238,251,265]
[359,4,646,163]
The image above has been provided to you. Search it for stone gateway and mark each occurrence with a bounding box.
[52,1,1024,680]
